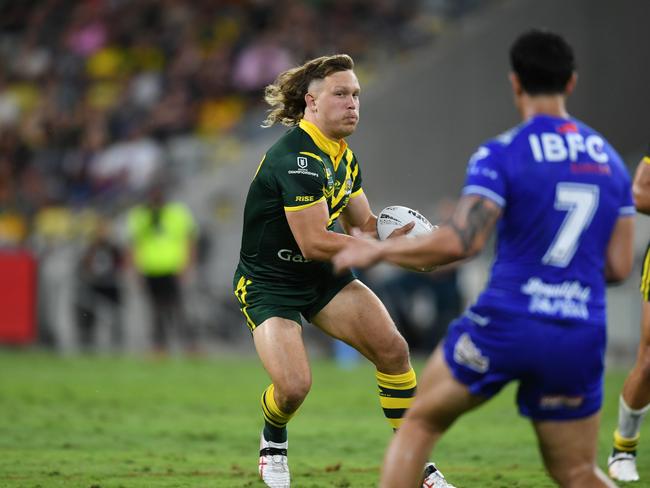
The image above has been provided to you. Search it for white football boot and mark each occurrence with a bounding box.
[259,432,290,488]
[608,451,639,482]
[422,462,457,488]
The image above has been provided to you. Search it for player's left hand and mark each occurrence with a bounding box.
[333,228,383,272]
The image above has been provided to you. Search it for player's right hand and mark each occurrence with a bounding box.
[387,221,415,239]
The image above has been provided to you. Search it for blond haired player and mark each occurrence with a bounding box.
[233,54,453,488]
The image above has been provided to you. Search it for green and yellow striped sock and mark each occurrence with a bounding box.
[376,368,417,430]
[261,384,293,443]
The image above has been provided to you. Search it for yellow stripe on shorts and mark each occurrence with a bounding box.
[234,276,257,330]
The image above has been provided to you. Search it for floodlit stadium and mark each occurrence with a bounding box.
[1,1,649,487]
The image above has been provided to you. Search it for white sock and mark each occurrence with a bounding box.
[618,395,650,440]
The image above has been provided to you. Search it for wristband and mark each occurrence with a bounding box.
[643,143,650,164]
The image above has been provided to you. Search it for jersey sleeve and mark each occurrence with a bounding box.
[461,142,507,207]
[273,153,328,211]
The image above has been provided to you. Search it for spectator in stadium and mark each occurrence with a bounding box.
[127,182,197,354]
[233,54,453,488]
[333,29,634,488]
[75,216,124,351]
[608,146,650,482]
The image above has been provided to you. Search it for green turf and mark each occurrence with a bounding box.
[0,351,648,487]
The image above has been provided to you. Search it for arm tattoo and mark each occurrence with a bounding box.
[447,198,499,252]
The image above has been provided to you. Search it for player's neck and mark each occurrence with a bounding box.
[302,114,342,142]
[519,94,569,121]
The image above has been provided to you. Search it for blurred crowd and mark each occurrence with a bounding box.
[0,0,469,247]
[0,0,481,353]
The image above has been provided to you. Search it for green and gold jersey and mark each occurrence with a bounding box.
[236,119,363,285]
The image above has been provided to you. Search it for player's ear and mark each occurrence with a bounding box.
[305,92,317,113]
[565,72,578,95]
[508,72,523,97]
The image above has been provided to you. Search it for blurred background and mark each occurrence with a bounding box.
[0,0,648,364]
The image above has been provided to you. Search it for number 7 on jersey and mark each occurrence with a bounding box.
[542,182,599,268]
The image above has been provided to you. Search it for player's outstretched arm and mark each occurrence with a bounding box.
[444,195,501,256]
[633,150,650,214]
[333,195,501,272]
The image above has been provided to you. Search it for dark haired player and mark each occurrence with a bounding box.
[334,29,634,487]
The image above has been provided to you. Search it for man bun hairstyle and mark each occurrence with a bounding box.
[262,54,354,128]
[510,29,575,95]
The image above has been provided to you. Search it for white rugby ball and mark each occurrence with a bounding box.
[376,205,435,241]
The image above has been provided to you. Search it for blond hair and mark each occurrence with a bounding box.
[262,54,354,128]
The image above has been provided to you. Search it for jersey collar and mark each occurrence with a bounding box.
[299,119,348,170]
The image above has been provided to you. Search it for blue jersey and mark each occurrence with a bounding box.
[462,114,634,324]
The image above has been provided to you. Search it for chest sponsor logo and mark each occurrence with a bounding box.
[277,249,312,263]
[521,277,591,319]
[528,133,609,164]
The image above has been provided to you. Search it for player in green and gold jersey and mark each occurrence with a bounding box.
[609,147,650,482]
[233,54,454,488]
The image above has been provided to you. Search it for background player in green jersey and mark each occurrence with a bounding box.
[233,54,453,488]
[609,146,650,482]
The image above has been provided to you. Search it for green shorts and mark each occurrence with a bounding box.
[233,267,356,331]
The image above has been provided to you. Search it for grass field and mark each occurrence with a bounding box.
[0,351,648,488]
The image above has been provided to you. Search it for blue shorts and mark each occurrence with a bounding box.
[443,309,606,420]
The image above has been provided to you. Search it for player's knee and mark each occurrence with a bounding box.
[374,333,410,371]
[276,378,312,412]
[407,403,445,436]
